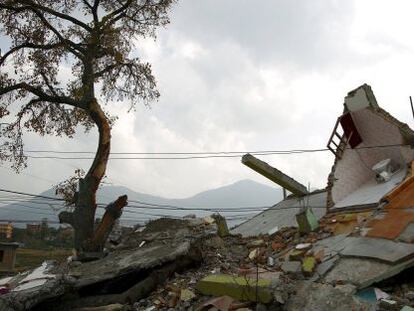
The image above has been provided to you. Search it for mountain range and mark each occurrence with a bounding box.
[0,179,283,227]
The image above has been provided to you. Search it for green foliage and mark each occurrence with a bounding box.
[0,0,176,171]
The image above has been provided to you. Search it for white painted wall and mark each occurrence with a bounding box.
[331,108,414,204]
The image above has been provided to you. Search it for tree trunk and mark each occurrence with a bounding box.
[59,99,127,257]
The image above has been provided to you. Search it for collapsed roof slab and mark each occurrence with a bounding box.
[231,190,327,237]
[242,154,309,196]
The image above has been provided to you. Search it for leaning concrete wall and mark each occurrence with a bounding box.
[330,108,414,206]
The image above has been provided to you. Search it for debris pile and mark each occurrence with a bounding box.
[1,209,414,310]
[2,84,414,310]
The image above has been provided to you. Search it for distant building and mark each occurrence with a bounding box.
[0,223,13,239]
[0,242,19,273]
[26,224,41,235]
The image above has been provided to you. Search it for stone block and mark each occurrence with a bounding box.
[281,261,301,274]
[288,249,306,261]
[196,274,273,303]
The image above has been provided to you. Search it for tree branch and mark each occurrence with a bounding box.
[101,0,135,27]
[30,8,86,59]
[59,211,75,226]
[0,83,85,109]
[82,0,93,10]
[0,42,64,67]
[15,0,92,32]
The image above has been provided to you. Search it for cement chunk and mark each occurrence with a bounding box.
[340,237,414,263]
[196,274,273,303]
[398,223,414,243]
[324,257,414,289]
[281,261,301,274]
[284,281,374,311]
[316,255,339,277]
[325,258,390,287]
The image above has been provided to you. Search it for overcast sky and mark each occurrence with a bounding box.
[2,0,414,198]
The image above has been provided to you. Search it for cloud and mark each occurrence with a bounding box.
[2,0,414,199]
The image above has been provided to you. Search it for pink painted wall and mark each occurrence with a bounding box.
[331,108,414,204]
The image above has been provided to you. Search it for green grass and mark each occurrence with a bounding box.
[15,248,73,272]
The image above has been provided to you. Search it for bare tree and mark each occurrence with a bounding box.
[0,0,175,257]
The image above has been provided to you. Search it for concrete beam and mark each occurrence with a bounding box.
[242,153,309,196]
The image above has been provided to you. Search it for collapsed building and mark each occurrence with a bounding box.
[1,84,414,311]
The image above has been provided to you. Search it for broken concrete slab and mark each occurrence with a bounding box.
[340,237,414,264]
[3,219,210,311]
[398,223,414,243]
[0,261,67,311]
[315,255,339,278]
[313,233,351,254]
[324,257,414,289]
[196,274,273,303]
[284,281,375,311]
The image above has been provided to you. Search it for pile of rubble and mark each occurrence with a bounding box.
[0,210,414,311]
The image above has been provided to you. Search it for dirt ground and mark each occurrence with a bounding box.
[15,248,73,272]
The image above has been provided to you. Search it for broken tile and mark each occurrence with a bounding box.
[197,295,234,311]
[367,210,414,240]
[271,242,286,251]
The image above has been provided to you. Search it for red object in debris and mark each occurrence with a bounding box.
[0,286,10,295]
[271,241,286,251]
[367,210,414,240]
[198,295,235,311]
[340,112,363,148]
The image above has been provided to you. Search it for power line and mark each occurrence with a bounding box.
[0,188,274,212]
[22,143,410,159]
[0,188,64,201]
[0,193,262,220]
[23,149,326,155]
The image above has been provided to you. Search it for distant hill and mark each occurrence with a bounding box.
[0,179,283,227]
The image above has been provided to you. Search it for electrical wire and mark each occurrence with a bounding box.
[21,143,410,160]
